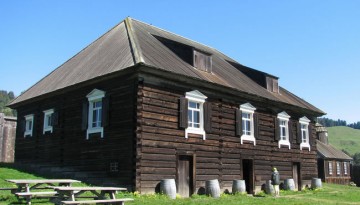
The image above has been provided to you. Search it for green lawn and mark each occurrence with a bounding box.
[327,126,360,155]
[1,165,360,205]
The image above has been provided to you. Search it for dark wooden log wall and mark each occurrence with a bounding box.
[15,74,137,187]
[352,165,360,187]
[136,83,318,194]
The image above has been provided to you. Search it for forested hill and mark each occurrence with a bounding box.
[0,90,16,116]
[318,117,360,130]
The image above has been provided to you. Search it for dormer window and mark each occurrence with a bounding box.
[193,49,212,73]
[266,76,279,93]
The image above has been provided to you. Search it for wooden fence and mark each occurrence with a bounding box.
[0,113,16,162]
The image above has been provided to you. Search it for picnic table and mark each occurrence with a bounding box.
[52,186,128,204]
[6,179,81,205]
[6,179,81,192]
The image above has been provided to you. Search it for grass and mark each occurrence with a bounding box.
[1,165,360,204]
[327,126,360,155]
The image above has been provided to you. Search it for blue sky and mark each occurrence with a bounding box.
[1,1,359,123]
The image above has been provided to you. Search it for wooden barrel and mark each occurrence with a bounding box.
[284,179,295,191]
[160,179,176,199]
[265,180,274,194]
[311,178,322,189]
[206,179,220,198]
[232,180,246,194]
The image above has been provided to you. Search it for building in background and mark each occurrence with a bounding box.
[0,113,16,162]
[316,123,352,184]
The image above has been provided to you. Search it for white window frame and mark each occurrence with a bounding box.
[185,90,207,140]
[329,162,333,175]
[240,103,256,145]
[24,114,34,137]
[277,111,291,149]
[86,89,105,139]
[344,162,348,175]
[299,116,311,151]
[43,109,54,134]
[336,162,341,175]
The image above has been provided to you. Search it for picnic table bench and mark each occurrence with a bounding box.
[53,186,127,201]
[60,198,134,205]
[6,179,81,205]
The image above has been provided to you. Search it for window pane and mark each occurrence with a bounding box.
[281,127,286,140]
[28,121,32,130]
[194,111,200,123]
[93,110,98,127]
[242,121,246,135]
[242,113,250,119]
[189,101,197,108]
[242,112,252,136]
[98,108,102,124]
[47,115,52,126]
[302,130,307,142]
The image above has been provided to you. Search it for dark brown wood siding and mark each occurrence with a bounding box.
[323,159,351,185]
[14,74,137,188]
[136,83,318,194]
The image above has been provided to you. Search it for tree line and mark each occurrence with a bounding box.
[317,117,360,130]
[0,90,16,116]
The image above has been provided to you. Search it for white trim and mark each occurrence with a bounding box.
[185,90,207,140]
[86,89,105,101]
[43,109,54,134]
[24,114,34,137]
[240,103,256,112]
[299,116,310,124]
[87,127,104,139]
[299,116,311,151]
[240,103,256,146]
[86,89,105,139]
[277,112,290,149]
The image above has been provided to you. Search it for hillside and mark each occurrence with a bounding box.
[327,126,360,156]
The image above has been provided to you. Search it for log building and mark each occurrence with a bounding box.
[9,18,325,195]
[316,123,352,184]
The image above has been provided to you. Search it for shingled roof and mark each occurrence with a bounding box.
[9,17,325,115]
[317,140,352,160]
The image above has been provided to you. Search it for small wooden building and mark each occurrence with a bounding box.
[316,123,352,184]
[9,18,325,195]
[0,113,17,162]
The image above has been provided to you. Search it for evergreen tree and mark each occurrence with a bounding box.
[0,90,16,116]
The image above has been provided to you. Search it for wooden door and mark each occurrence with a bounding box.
[242,159,254,194]
[177,155,193,197]
[293,162,301,190]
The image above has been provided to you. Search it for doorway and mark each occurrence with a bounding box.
[242,159,254,194]
[177,155,194,197]
[293,162,301,190]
